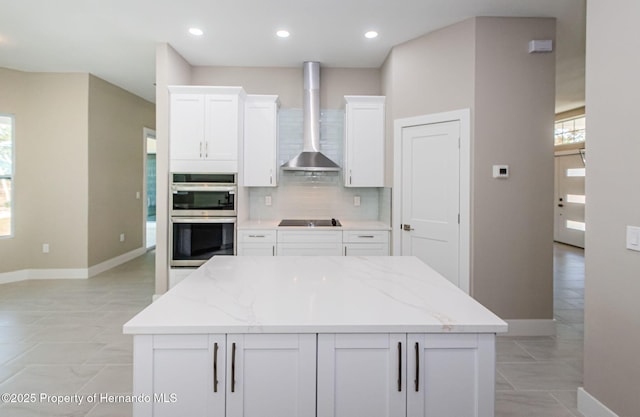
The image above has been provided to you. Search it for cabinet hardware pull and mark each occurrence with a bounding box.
[344,246,347,256]
[358,235,375,238]
[398,341,402,392]
[249,235,265,238]
[272,245,275,256]
[199,142,203,158]
[414,342,419,392]
[213,343,219,393]
[205,142,208,158]
[231,342,236,393]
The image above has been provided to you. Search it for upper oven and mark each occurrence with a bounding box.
[171,173,236,217]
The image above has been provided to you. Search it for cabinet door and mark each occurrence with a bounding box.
[237,243,276,256]
[244,96,278,186]
[133,334,225,417]
[407,334,496,417]
[317,333,406,417]
[205,94,239,162]
[343,243,389,256]
[226,334,316,417]
[344,97,385,187]
[277,243,342,256]
[170,94,205,161]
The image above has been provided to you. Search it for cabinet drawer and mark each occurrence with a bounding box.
[277,243,342,256]
[238,230,277,243]
[277,230,342,243]
[343,230,389,243]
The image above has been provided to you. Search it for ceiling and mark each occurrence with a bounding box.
[0,0,585,112]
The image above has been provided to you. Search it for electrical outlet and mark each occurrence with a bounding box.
[354,196,361,207]
[265,195,272,206]
[136,191,141,199]
[42,243,50,253]
[120,233,125,242]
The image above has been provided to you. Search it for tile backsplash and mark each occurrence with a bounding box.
[248,108,388,222]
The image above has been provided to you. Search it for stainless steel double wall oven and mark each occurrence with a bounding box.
[170,173,236,267]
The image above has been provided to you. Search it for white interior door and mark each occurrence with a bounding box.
[554,153,586,248]
[401,121,460,287]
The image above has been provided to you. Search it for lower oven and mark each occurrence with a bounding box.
[170,217,236,267]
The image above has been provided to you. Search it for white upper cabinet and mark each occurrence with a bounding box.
[169,86,245,173]
[344,96,386,187]
[243,95,279,186]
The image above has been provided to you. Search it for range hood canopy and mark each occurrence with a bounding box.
[281,62,340,172]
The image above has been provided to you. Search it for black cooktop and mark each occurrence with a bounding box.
[278,219,341,227]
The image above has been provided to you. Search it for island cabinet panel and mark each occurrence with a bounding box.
[133,334,226,417]
[317,333,496,417]
[226,334,316,417]
[133,334,316,417]
[317,334,407,417]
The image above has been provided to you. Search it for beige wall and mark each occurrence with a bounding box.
[381,17,555,321]
[88,75,155,266]
[583,0,640,414]
[0,69,90,272]
[0,68,155,275]
[155,43,192,295]
[191,66,381,109]
[472,17,556,319]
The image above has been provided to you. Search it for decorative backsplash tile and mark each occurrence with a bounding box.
[249,108,385,221]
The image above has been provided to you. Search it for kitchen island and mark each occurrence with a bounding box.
[124,256,507,417]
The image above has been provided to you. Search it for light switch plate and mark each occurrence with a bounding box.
[354,196,361,206]
[626,226,640,252]
[492,165,509,178]
[265,195,272,206]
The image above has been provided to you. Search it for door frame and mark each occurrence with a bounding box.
[392,109,471,294]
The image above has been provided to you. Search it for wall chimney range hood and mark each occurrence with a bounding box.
[281,62,340,172]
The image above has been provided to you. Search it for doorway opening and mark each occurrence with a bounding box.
[553,114,586,248]
[144,128,157,249]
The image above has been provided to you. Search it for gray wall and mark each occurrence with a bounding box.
[381,17,556,321]
[583,0,640,414]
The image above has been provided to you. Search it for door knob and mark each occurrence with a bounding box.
[558,204,564,207]
[403,224,414,231]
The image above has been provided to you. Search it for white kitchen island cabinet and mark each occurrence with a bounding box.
[134,333,315,417]
[124,256,507,417]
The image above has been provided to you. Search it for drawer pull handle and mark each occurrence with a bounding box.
[398,341,402,392]
[231,342,236,393]
[213,343,219,393]
[249,235,266,238]
[357,235,375,238]
[414,342,419,392]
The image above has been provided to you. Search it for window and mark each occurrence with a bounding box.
[555,116,586,146]
[0,115,14,237]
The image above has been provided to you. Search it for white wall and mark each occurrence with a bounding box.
[582,0,640,414]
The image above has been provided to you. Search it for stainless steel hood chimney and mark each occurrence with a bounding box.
[281,62,340,172]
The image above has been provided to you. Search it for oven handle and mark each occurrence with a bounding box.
[172,185,236,193]
[171,217,237,224]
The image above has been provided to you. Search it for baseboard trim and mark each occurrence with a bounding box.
[0,247,146,284]
[87,247,146,277]
[504,319,556,336]
[578,387,620,417]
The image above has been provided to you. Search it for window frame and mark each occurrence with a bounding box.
[0,113,15,239]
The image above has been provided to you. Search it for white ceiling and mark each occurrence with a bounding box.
[0,0,585,112]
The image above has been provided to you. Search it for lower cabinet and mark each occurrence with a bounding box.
[317,333,496,417]
[133,334,316,417]
[133,332,495,417]
[237,230,276,256]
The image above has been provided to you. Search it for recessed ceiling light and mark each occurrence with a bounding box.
[189,27,204,36]
[364,31,379,39]
[276,30,290,38]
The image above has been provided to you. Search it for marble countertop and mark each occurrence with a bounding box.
[238,220,391,230]
[124,256,507,335]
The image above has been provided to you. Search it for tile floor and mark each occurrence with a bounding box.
[496,243,585,417]
[0,244,585,416]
